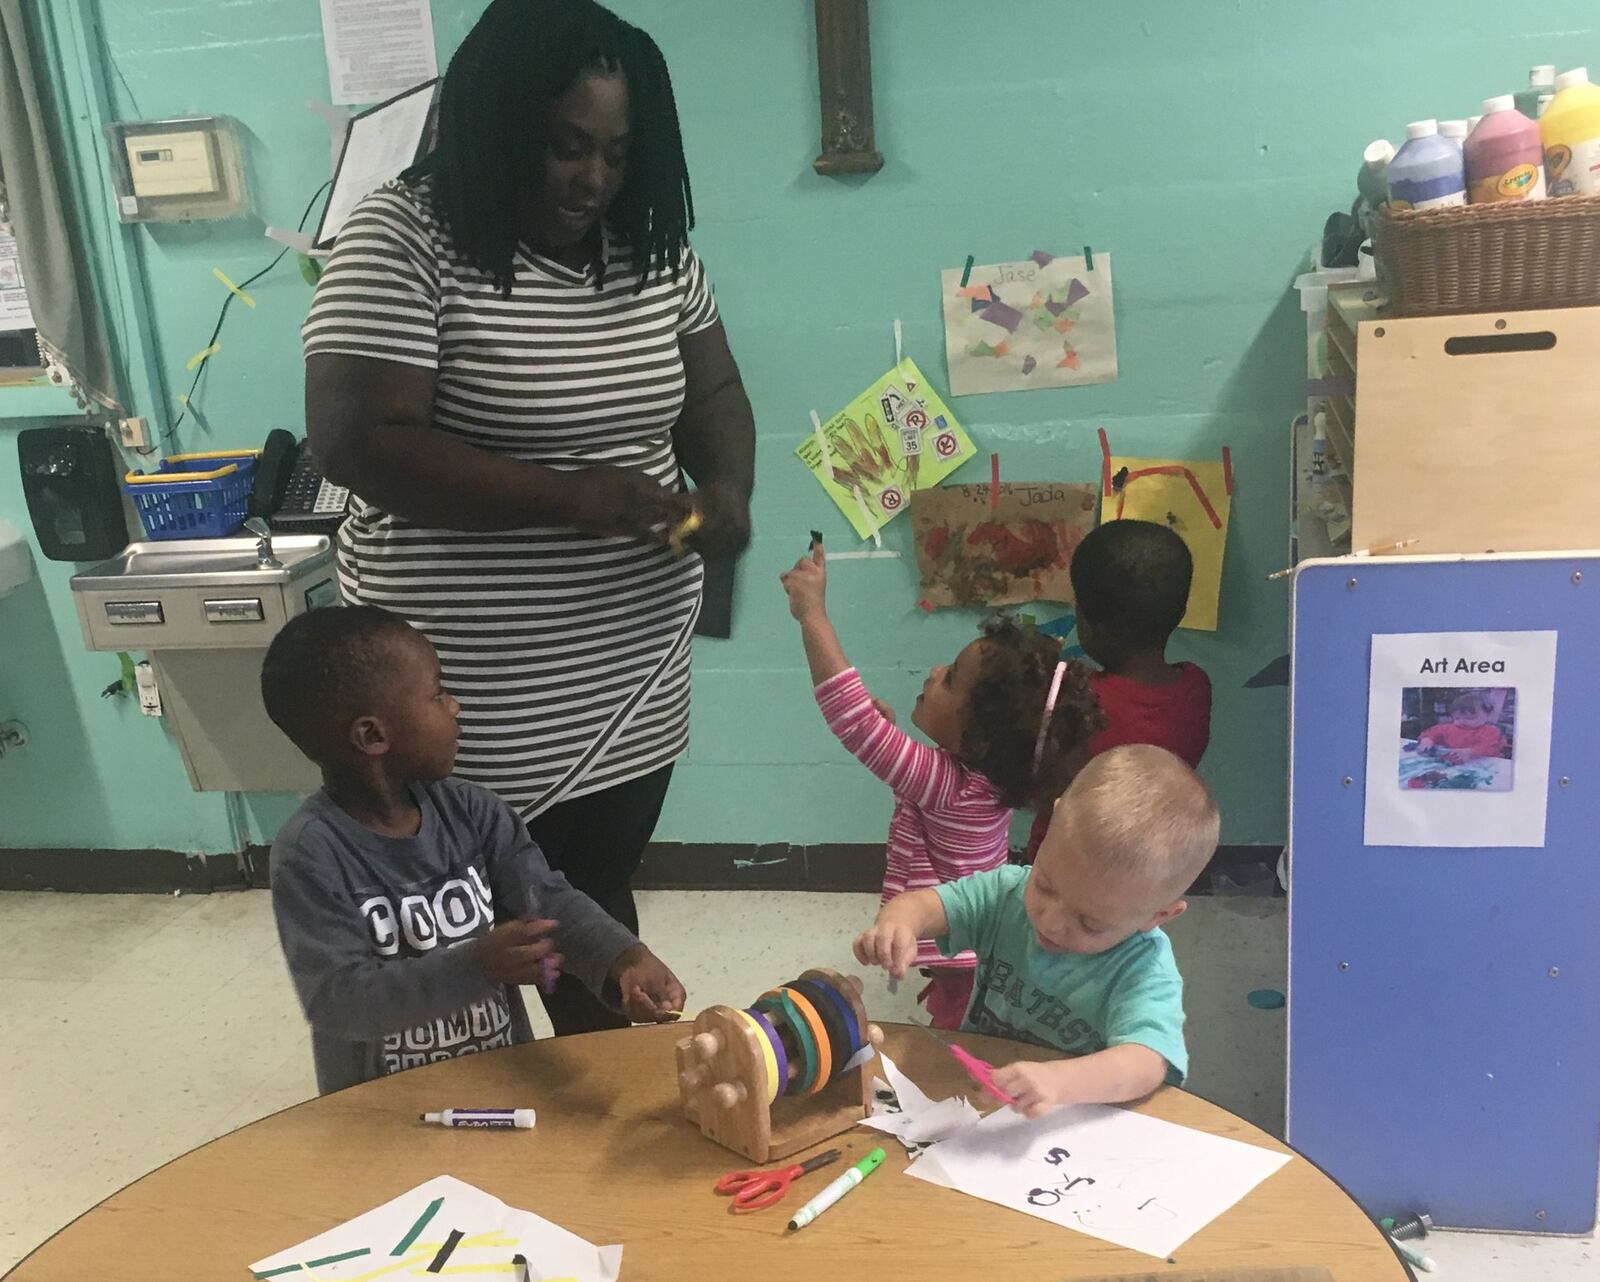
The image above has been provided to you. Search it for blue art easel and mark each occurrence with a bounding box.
[1287,553,1600,1232]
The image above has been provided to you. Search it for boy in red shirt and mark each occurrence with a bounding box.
[1023,519,1212,863]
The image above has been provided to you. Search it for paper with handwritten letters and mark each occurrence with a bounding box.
[941,252,1118,395]
[906,1102,1291,1258]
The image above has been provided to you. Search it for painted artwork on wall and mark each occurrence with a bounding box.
[794,358,978,541]
[940,251,1117,396]
[1099,433,1234,632]
[910,480,1097,608]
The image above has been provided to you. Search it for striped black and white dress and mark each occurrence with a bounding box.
[302,179,714,818]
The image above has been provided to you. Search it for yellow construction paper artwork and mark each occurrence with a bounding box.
[1100,445,1233,632]
[795,358,978,541]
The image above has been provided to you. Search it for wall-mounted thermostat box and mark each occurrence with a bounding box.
[106,117,248,223]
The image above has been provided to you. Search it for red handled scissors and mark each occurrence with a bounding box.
[714,1148,841,1213]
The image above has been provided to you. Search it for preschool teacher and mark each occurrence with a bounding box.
[301,0,755,1035]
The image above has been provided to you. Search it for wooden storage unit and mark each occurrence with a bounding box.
[1324,284,1600,555]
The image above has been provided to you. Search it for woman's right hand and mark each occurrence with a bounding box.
[563,466,691,540]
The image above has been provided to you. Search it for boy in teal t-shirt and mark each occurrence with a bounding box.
[855,744,1219,1118]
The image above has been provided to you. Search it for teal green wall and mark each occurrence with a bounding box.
[5,1,1597,852]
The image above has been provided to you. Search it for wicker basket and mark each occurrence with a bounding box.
[1373,194,1600,317]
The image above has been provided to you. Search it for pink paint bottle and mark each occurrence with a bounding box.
[1466,95,1547,203]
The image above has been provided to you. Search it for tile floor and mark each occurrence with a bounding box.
[1,888,1594,1278]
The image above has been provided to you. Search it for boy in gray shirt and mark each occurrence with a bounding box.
[261,606,686,1094]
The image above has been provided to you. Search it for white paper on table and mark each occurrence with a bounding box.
[248,1175,621,1281]
[861,1051,981,1149]
[0,231,36,333]
[1363,631,1556,848]
[904,1102,1291,1259]
[316,83,437,247]
[941,252,1117,396]
[320,0,438,107]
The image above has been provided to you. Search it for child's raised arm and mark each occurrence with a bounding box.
[780,545,849,685]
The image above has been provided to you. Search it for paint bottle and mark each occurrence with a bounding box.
[1516,64,1557,120]
[1541,67,1600,196]
[1465,96,1546,203]
[1386,120,1466,211]
[1356,139,1394,233]
[1439,119,1469,150]
[1310,412,1329,489]
[1468,115,1483,132]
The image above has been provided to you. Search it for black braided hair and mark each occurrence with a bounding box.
[408,0,694,296]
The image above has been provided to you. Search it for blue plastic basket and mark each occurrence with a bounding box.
[123,451,259,541]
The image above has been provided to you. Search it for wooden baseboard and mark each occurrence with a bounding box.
[0,843,1282,896]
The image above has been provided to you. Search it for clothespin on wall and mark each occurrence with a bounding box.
[893,317,903,371]
[959,254,974,287]
[1083,244,1095,271]
[990,453,1002,513]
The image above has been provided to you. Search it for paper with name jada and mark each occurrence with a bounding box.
[912,481,1097,608]
[248,1175,621,1281]
[794,359,978,541]
[941,253,1117,396]
[906,1103,1290,1258]
[1364,630,1556,847]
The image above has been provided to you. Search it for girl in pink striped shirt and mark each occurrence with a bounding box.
[781,542,1103,1028]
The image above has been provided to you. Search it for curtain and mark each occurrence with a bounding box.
[0,0,121,411]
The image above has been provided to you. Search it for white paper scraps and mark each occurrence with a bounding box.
[320,0,438,107]
[861,1051,981,1151]
[905,1102,1291,1259]
[248,1174,621,1282]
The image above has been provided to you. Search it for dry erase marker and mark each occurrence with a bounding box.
[539,954,559,994]
[787,1146,884,1230]
[420,1108,536,1129]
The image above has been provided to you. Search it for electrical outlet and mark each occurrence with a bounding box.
[118,417,153,452]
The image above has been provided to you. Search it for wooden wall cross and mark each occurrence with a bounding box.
[812,0,884,175]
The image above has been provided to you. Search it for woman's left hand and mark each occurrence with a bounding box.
[611,943,687,1023]
[684,481,751,559]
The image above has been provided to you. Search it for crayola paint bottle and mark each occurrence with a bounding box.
[1387,120,1466,210]
[1466,95,1546,203]
[1516,65,1556,119]
[1541,67,1600,196]
[1439,119,1469,150]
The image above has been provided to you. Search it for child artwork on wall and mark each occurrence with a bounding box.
[910,480,1097,608]
[940,251,1117,396]
[1098,431,1234,632]
[794,358,978,541]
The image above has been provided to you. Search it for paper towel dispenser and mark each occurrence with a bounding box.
[17,426,128,562]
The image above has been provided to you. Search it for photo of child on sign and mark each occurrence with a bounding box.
[1399,686,1515,792]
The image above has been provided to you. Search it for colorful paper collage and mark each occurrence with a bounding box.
[1100,449,1232,632]
[941,252,1118,396]
[911,481,1098,608]
[795,358,979,540]
[248,1175,622,1282]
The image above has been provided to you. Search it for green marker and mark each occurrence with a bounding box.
[787,1147,885,1231]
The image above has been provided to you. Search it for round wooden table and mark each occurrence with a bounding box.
[9,1025,1405,1281]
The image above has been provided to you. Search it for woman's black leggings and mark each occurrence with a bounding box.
[525,764,674,1036]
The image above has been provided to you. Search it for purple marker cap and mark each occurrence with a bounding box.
[539,955,559,995]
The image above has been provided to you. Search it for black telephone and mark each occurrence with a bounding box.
[253,428,351,535]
